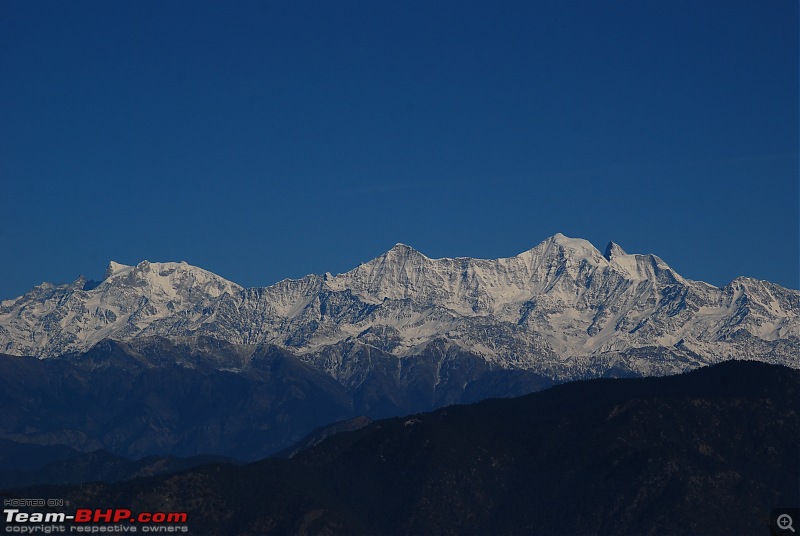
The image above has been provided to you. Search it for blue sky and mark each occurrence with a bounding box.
[1,0,798,298]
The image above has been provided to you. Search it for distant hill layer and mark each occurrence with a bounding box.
[0,338,551,459]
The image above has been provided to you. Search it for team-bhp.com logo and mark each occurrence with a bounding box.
[4,507,189,533]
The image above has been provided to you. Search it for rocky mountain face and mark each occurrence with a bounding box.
[2,234,797,383]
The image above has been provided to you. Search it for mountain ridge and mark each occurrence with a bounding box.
[1,234,797,384]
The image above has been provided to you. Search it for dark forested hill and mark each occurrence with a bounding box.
[13,360,799,536]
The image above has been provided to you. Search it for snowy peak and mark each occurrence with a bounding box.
[376,242,430,268]
[97,260,242,299]
[604,242,627,260]
[325,242,435,303]
[324,234,691,313]
[327,234,623,314]
[518,234,606,268]
[0,260,244,357]
[607,251,684,284]
[596,241,684,284]
[104,261,132,280]
[388,242,423,256]
[385,242,432,262]
[550,232,602,256]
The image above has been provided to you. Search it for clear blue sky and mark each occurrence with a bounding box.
[1,0,798,299]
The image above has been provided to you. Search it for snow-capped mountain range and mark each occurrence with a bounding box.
[1,234,798,381]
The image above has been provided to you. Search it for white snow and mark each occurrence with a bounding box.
[0,234,796,382]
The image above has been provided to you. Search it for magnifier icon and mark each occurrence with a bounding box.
[778,514,796,533]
